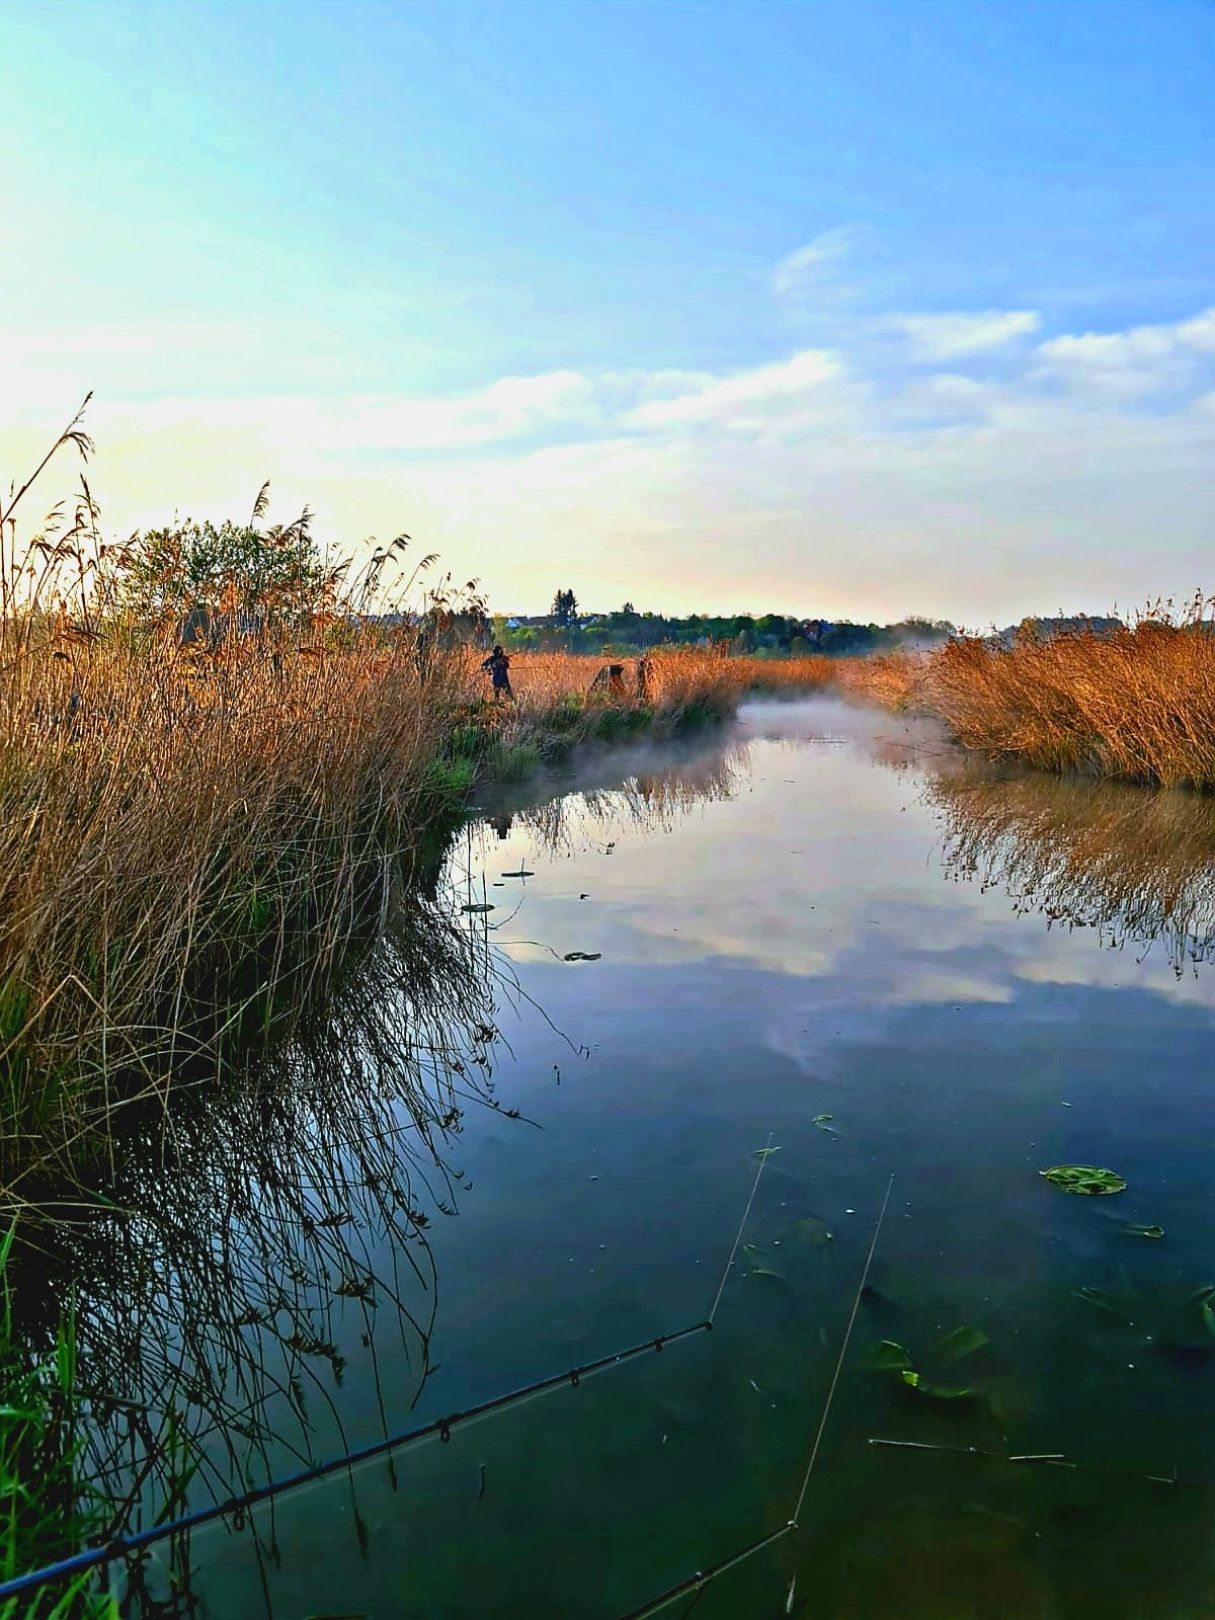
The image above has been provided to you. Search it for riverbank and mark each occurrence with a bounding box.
[0,624,741,1187]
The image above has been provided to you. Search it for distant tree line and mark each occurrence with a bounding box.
[493,593,957,657]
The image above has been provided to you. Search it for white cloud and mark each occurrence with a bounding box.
[770,227,855,300]
[4,293,1214,623]
[1035,308,1215,396]
[1177,308,1215,353]
[886,309,1041,360]
[626,349,844,430]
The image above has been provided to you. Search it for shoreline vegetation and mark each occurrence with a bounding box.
[0,408,755,1192]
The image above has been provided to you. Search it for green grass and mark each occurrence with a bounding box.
[0,1225,117,1620]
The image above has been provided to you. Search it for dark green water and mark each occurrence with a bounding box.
[66,699,1215,1617]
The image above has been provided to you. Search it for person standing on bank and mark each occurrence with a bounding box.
[482,644,514,701]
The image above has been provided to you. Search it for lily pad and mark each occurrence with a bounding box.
[742,1241,786,1281]
[461,903,496,915]
[1122,1223,1165,1240]
[1040,1165,1126,1196]
[563,950,602,962]
[501,869,535,878]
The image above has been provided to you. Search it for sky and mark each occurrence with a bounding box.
[1,0,1213,625]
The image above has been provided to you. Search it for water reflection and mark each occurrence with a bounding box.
[17,706,1215,1619]
[926,758,1215,975]
[476,733,749,860]
[10,876,502,1602]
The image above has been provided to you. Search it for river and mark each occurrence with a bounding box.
[49,696,1215,1618]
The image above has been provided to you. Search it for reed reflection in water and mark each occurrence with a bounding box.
[927,759,1215,976]
[482,738,749,861]
[8,868,504,1608]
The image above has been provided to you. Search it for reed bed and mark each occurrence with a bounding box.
[0,415,751,1179]
[726,651,922,709]
[738,620,1215,794]
[509,647,741,715]
[922,614,1215,788]
[0,621,472,1172]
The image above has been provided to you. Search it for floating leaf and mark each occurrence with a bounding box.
[1122,1223,1165,1240]
[900,1370,976,1400]
[870,1339,913,1373]
[461,903,495,915]
[563,950,602,962]
[1040,1165,1126,1196]
[936,1326,989,1365]
[753,1145,782,1159]
[812,1113,833,1125]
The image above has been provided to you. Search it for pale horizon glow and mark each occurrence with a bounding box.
[2,0,1212,625]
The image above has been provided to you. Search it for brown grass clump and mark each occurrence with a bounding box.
[923,612,1215,787]
[0,600,472,1180]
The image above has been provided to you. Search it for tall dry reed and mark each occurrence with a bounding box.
[0,412,756,1177]
[923,612,1215,787]
[0,411,484,1175]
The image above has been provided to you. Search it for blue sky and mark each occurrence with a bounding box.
[2,0,1213,621]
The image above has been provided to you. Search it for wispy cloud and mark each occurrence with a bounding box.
[770,227,856,301]
[886,309,1041,360]
[626,350,844,431]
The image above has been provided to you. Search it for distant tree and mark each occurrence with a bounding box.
[551,587,579,627]
[621,601,636,616]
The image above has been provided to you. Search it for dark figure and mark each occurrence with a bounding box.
[482,644,514,700]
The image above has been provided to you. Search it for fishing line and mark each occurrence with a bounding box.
[613,1172,895,1620]
[708,1132,773,1325]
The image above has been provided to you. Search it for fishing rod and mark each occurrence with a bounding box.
[0,1140,775,1603]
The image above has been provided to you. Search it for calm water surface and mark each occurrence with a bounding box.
[104,699,1215,1617]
